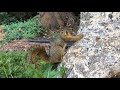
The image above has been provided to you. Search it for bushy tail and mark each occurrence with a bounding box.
[27,46,49,65]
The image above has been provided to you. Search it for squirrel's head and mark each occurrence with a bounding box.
[60,30,84,43]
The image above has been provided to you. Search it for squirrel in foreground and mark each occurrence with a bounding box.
[28,30,84,65]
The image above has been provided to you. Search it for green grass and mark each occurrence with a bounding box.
[1,15,47,44]
[0,12,18,25]
[0,51,66,78]
[0,12,67,78]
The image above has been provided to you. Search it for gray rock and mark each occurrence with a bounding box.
[59,12,120,78]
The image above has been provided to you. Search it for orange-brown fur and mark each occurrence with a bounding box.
[28,31,84,66]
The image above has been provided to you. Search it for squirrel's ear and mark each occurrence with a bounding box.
[60,29,66,35]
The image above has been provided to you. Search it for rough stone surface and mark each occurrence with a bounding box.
[39,12,79,31]
[59,12,120,78]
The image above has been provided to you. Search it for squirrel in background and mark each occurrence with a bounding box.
[27,30,84,65]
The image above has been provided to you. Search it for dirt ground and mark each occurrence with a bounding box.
[0,26,5,41]
[0,40,50,52]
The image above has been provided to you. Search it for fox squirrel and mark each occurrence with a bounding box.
[27,30,84,65]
